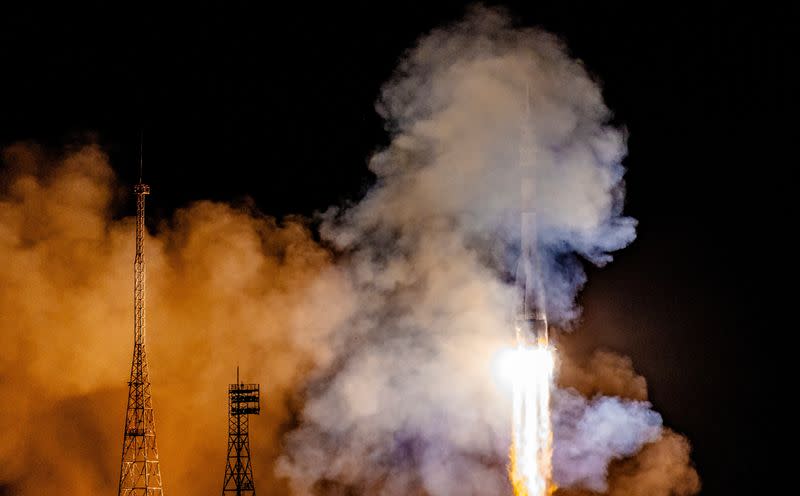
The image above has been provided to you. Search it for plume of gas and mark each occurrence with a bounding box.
[0,140,700,496]
[0,5,701,495]
[277,5,691,496]
[0,143,351,495]
[553,351,700,496]
[508,344,555,496]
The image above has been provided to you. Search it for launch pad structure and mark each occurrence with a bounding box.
[117,182,165,496]
[116,171,263,494]
[222,368,261,496]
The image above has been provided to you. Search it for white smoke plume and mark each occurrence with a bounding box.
[320,6,635,325]
[552,390,662,492]
[0,5,699,496]
[278,5,686,496]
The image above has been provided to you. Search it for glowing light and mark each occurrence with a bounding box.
[492,347,522,389]
[508,344,555,496]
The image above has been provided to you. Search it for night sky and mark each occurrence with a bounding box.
[1,2,786,495]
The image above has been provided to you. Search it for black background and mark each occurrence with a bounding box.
[1,2,787,495]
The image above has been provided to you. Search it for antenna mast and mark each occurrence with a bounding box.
[118,158,165,494]
[139,132,144,183]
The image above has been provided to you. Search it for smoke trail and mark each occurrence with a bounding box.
[278,5,694,496]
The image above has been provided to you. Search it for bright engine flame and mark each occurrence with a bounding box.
[509,343,555,496]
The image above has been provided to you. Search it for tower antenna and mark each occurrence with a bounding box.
[118,154,165,495]
[139,131,144,184]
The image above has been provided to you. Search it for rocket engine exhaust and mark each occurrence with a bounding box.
[509,207,555,496]
[509,343,554,496]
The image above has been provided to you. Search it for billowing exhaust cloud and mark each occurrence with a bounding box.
[278,5,695,496]
[552,391,662,491]
[553,352,700,496]
[321,6,636,325]
[0,5,698,496]
[0,143,341,495]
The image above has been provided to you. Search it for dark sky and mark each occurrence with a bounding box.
[0,2,786,495]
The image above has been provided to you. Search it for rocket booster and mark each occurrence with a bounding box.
[515,210,549,346]
[515,87,548,346]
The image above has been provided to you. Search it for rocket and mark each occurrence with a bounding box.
[515,86,548,347]
[515,209,549,347]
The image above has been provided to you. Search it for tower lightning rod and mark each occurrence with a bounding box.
[139,131,144,183]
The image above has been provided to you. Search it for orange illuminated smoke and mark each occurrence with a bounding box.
[508,342,555,496]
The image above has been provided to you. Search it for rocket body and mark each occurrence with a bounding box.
[515,211,548,346]
[516,122,548,346]
[509,93,555,496]
[515,89,548,347]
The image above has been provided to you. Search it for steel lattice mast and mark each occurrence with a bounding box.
[118,182,165,496]
[222,368,261,495]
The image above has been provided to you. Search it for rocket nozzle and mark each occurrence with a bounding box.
[515,310,548,346]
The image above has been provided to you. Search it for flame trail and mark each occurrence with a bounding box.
[509,342,555,496]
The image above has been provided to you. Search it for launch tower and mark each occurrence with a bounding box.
[222,368,261,495]
[118,181,165,495]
